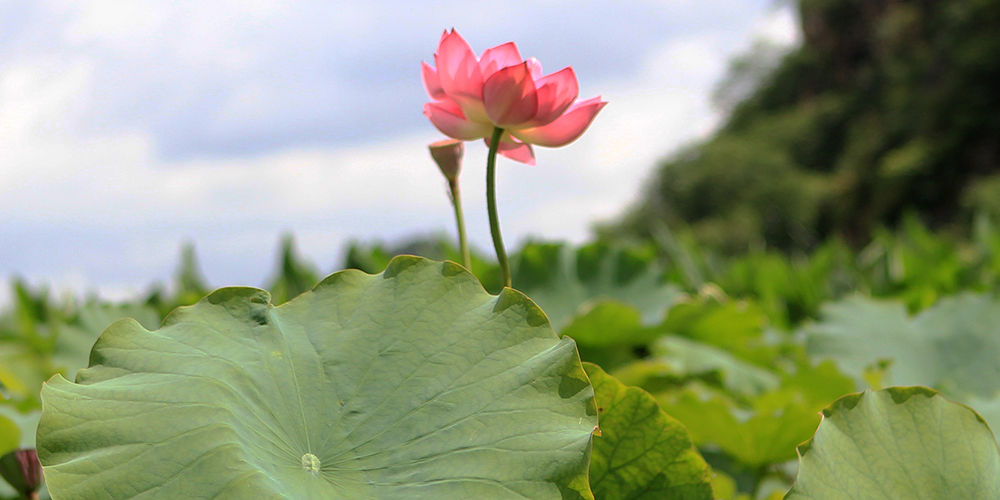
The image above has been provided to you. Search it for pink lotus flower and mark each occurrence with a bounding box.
[422,29,607,166]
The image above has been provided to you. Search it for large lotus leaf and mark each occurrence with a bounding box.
[805,293,1000,400]
[512,242,681,331]
[38,257,598,500]
[786,387,1000,499]
[583,363,713,500]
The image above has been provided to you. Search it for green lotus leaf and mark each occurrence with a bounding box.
[512,242,681,331]
[654,337,780,398]
[561,302,646,347]
[659,389,820,469]
[657,295,778,367]
[786,387,1000,499]
[768,361,856,412]
[38,256,598,500]
[805,293,1000,399]
[805,292,1000,434]
[584,363,713,500]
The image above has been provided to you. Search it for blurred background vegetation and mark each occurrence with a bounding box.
[605,0,1000,253]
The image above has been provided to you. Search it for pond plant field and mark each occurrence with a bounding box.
[3,219,1000,499]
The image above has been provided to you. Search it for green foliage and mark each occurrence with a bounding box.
[562,286,857,496]
[9,2,1000,496]
[344,236,503,293]
[653,337,780,398]
[342,218,1000,332]
[512,242,683,371]
[264,234,321,305]
[612,0,1000,251]
[345,239,682,332]
[143,242,211,318]
[3,228,1000,498]
[0,294,158,411]
[649,361,852,477]
[660,389,819,470]
[0,417,17,457]
[637,215,1000,328]
[52,302,161,383]
[345,239,684,371]
[511,242,681,330]
[0,408,37,451]
[584,363,713,500]
[38,257,598,500]
[786,387,1000,499]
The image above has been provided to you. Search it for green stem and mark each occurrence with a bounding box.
[448,179,471,270]
[486,126,511,288]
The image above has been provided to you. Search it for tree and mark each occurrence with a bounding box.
[610,0,1000,252]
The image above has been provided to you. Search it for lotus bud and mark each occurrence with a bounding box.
[0,448,42,499]
[428,139,464,183]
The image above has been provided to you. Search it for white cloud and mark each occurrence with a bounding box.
[0,59,93,163]
[754,4,801,47]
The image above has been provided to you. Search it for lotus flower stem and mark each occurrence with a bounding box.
[486,126,511,288]
[448,177,471,270]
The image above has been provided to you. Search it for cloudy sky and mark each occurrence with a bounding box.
[0,0,799,305]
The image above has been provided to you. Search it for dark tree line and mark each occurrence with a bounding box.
[610,0,1000,252]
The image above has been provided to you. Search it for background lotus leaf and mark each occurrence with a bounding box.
[806,293,1000,396]
[51,302,161,381]
[38,257,598,500]
[512,242,681,331]
[653,337,780,398]
[805,293,1000,428]
[659,389,819,469]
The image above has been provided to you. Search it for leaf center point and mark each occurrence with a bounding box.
[300,453,321,474]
